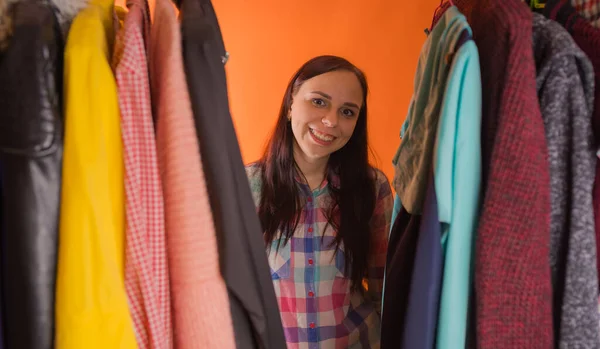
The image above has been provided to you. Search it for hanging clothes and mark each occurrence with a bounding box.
[381,204,421,347]
[386,5,482,348]
[150,0,236,346]
[571,0,600,27]
[0,2,64,348]
[544,0,600,296]
[113,1,172,348]
[453,0,554,347]
[400,175,443,349]
[532,13,600,347]
[54,0,137,346]
[180,0,286,347]
[385,7,472,346]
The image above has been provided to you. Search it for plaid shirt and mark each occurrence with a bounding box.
[246,164,392,349]
[113,3,172,348]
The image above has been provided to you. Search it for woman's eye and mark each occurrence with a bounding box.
[312,98,326,107]
[342,109,355,117]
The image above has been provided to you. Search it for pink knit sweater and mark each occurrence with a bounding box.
[150,0,236,346]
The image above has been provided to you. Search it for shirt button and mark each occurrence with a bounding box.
[309,322,316,329]
[308,258,313,265]
[308,291,314,297]
[308,227,313,233]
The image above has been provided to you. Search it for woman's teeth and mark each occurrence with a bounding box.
[310,128,334,141]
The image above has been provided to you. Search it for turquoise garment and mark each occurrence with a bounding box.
[431,8,482,349]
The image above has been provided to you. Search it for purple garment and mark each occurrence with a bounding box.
[402,175,443,349]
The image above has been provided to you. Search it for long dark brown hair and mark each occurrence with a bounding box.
[257,55,377,292]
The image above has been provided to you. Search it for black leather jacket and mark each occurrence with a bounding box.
[0,2,64,348]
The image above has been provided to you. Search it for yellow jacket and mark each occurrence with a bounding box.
[55,1,137,347]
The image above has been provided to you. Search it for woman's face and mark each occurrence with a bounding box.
[289,70,364,163]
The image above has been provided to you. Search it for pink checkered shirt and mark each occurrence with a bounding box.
[113,2,172,348]
[572,0,600,26]
[246,164,392,349]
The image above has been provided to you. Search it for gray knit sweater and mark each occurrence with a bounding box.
[533,13,599,349]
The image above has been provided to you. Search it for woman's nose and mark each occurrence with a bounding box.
[321,111,338,128]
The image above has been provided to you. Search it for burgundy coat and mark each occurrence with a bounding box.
[452,0,554,347]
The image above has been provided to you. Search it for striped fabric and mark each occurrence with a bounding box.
[246,164,393,348]
[150,0,236,347]
[572,0,600,27]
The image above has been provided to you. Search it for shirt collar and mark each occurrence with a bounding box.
[293,170,340,195]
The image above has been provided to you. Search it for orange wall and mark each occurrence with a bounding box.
[212,0,441,181]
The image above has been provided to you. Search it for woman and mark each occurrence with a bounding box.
[246,55,393,348]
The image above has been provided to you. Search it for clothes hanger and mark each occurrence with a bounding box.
[529,0,546,12]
